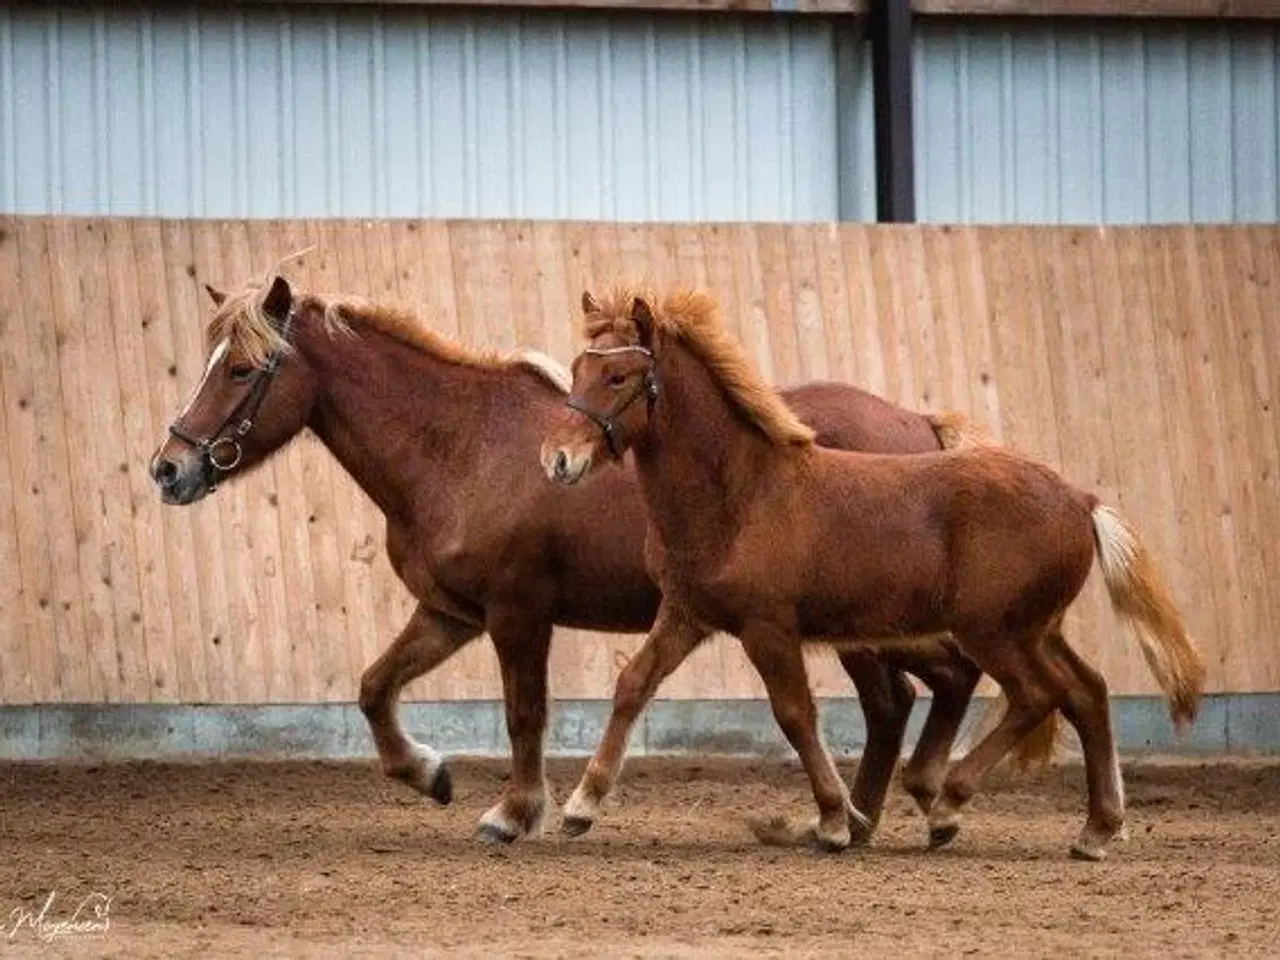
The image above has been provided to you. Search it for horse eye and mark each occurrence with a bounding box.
[229,365,256,383]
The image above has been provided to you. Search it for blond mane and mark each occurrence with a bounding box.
[207,272,570,394]
[584,285,815,446]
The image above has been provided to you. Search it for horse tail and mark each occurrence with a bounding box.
[926,410,996,451]
[931,410,1058,771]
[1090,504,1206,728]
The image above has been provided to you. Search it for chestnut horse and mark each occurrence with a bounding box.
[148,269,1046,844]
[541,288,1206,861]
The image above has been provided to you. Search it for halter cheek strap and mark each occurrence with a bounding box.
[167,306,296,478]
[564,345,659,460]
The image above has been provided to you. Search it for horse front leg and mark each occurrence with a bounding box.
[742,625,870,853]
[478,610,555,844]
[561,603,709,838]
[358,603,482,804]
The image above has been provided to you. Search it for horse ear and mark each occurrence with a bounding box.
[262,276,293,324]
[631,296,655,349]
[581,290,600,315]
[204,283,227,307]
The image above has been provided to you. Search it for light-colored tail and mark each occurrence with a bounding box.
[931,410,1059,770]
[1091,504,1206,728]
[926,410,996,451]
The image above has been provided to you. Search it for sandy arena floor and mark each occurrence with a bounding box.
[1,756,1277,958]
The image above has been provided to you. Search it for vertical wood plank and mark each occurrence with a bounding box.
[754,224,801,387]
[840,227,888,400]
[104,219,179,702]
[47,219,114,701]
[865,228,912,406]
[785,227,831,384]
[449,220,516,356]
[1230,229,1280,688]
[947,227,1003,439]
[505,219,558,354]
[0,219,38,701]
[77,220,150,701]
[889,228,942,413]
[919,227,972,417]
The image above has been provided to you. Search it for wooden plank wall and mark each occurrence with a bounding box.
[0,217,1276,705]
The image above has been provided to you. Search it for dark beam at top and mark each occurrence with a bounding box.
[870,0,915,223]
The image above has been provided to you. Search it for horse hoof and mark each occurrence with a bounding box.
[814,833,850,854]
[928,823,960,850]
[476,822,519,845]
[1069,841,1107,862]
[429,765,453,806]
[561,815,594,838]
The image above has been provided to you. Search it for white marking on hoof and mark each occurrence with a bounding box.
[477,782,555,843]
[560,784,599,837]
[477,804,523,845]
[388,741,446,800]
[1069,838,1109,862]
[815,816,851,853]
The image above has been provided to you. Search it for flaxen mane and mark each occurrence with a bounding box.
[584,286,815,446]
[207,270,570,394]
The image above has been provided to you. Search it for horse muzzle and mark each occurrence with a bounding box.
[541,443,592,487]
[151,452,214,506]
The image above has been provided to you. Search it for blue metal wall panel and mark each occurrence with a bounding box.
[0,3,856,221]
[913,18,1280,224]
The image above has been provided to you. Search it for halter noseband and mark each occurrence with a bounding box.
[564,345,659,459]
[167,306,296,478]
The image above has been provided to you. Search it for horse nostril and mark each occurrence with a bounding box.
[154,459,179,487]
[555,451,568,478]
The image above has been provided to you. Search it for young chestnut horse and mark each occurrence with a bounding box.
[541,288,1206,860]
[147,269,1042,844]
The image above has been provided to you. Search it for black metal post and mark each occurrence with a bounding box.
[870,0,915,222]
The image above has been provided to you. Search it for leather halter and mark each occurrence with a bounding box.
[564,345,659,459]
[167,306,296,477]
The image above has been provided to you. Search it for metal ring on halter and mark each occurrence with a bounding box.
[208,436,243,471]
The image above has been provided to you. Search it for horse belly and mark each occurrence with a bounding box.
[795,572,947,642]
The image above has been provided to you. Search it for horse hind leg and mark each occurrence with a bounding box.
[839,651,916,844]
[896,649,982,817]
[1044,630,1127,861]
[358,604,482,804]
[926,634,1058,851]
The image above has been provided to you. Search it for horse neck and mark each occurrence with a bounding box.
[297,313,502,522]
[632,341,781,561]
